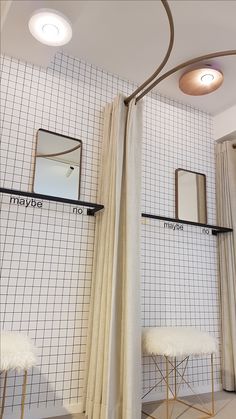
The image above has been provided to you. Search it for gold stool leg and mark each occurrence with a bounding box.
[166,356,169,419]
[174,357,177,400]
[20,370,27,419]
[211,353,215,416]
[0,371,8,419]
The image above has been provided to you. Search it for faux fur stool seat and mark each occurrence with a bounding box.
[0,331,37,419]
[0,332,37,371]
[142,327,217,357]
[142,327,217,419]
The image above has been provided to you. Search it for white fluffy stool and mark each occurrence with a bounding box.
[142,327,217,419]
[0,332,37,419]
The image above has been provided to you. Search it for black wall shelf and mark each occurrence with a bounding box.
[0,188,104,216]
[0,188,232,231]
[141,213,233,235]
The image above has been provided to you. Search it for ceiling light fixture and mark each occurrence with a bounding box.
[28,9,72,46]
[179,67,223,96]
[125,2,236,104]
[200,73,214,85]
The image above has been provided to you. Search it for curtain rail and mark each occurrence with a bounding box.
[124,0,236,104]
[136,50,236,103]
[124,0,174,106]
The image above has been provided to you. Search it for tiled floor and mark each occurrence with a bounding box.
[142,391,236,419]
[48,391,236,419]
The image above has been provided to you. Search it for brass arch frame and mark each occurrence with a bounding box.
[124,0,236,105]
[124,0,174,105]
[136,50,236,103]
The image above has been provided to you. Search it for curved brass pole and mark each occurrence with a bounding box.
[135,49,236,102]
[124,0,174,106]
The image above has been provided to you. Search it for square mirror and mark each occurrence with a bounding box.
[33,129,82,200]
[175,168,207,223]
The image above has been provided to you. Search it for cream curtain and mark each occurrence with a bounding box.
[216,139,236,391]
[84,95,143,419]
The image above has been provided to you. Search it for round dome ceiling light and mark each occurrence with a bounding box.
[28,9,72,46]
[179,67,223,96]
[200,73,214,85]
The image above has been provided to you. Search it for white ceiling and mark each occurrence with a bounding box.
[1,0,236,115]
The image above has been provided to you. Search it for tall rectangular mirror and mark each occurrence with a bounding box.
[175,168,207,223]
[33,129,82,200]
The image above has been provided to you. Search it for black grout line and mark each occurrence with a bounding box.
[0,51,222,413]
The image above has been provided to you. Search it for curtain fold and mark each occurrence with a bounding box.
[84,94,143,419]
[216,139,236,391]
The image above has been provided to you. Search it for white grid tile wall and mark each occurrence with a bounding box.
[0,51,220,417]
[141,95,220,400]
